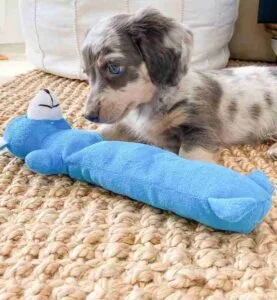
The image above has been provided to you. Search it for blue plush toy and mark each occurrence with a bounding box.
[0,89,274,233]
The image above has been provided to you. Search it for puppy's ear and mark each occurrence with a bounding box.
[127,7,193,86]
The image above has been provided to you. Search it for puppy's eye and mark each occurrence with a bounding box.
[107,63,123,75]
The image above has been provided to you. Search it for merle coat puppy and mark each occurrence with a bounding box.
[82,7,277,163]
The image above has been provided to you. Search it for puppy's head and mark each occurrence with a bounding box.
[82,7,193,123]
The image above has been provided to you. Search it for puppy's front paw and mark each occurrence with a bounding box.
[266,143,277,160]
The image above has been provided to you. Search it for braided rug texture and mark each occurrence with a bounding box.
[0,61,277,299]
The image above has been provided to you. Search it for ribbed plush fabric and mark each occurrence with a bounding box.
[68,141,273,233]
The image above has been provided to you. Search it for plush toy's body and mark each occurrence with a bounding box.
[0,90,274,233]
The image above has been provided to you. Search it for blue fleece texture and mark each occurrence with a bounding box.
[1,111,274,233]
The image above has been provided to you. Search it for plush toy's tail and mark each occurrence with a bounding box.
[0,137,7,151]
[247,170,274,194]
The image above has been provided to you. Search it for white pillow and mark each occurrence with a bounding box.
[19,0,239,80]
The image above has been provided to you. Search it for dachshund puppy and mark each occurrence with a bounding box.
[82,7,277,163]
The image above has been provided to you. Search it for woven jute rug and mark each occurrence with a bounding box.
[1,61,277,299]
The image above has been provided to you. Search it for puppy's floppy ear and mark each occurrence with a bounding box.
[127,7,193,86]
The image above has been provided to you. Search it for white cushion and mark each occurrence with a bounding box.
[19,0,239,80]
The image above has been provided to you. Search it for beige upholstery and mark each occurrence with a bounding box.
[19,0,239,79]
[230,0,276,62]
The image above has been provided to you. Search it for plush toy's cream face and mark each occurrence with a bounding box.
[27,89,63,120]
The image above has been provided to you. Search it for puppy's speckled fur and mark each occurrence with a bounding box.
[82,7,277,163]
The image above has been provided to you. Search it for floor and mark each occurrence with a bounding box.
[0,61,277,299]
[0,43,34,85]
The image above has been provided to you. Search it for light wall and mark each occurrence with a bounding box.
[0,0,24,44]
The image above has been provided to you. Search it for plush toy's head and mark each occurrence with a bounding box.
[0,89,71,158]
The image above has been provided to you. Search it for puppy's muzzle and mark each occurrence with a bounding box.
[84,94,100,123]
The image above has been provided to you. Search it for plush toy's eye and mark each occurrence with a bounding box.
[107,63,123,75]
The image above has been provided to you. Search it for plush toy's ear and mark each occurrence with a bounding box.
[208,197,258,223]
[27,89,63,120]
[248,170,274,194]
[0,137,7,150]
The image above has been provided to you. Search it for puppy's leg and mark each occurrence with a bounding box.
[179,145,218,163]
[96,122,137,142]
[177,127,219,163]
[266,142,277,159]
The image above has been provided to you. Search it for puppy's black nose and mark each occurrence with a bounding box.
[84,112,99,123]
[43,88,50,94]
